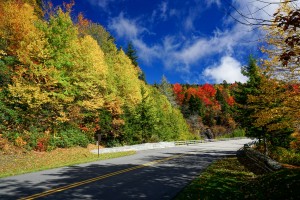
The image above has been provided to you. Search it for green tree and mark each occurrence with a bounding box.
[158,75,177,107]
[123,86,159,143]
[234,56,263,139]
[125,41,138,67]
[216,88,229,114]
[135,86,159,142]
[247,2,300,152]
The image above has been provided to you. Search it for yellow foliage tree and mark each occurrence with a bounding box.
[248,1,300,149]
[261,1,300,83]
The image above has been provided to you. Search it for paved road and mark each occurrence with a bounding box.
[0,139,252,200]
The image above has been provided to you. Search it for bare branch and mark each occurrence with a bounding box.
[224,0,275,26]
[252,0,299,5]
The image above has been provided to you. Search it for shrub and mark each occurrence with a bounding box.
[232,129,246,137]
[3,128,46,150]
[2,131,19,143]
[22,128,43,150]
[211,125,227,138]
[270,147,300,166]
[49,128,90,148]
[105,139,122,148]
[290,131,300,152]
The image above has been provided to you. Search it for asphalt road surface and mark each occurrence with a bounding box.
[0,139,252,200]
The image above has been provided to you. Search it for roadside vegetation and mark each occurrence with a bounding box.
[175,157,300,200]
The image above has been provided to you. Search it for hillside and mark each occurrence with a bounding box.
[0,1,193,151]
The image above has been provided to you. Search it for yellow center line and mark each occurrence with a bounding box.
[19,153,185,200]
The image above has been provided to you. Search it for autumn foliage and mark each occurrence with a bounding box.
[0,1,192,151]
[172,83,237,137]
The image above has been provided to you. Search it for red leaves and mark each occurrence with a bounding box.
[173,83,235,109]
[202,83,216,97]
[173,83,184,105]
[227,96,235,106]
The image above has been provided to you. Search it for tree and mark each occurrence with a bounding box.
[158,75,177,107]
[234,56,264,139]
[216,88,229,114]
[248,77,295,149]
[273,5,300,67]
[173,83,185,105]
[125,41,138,67]
[247,2,300,151]
[124,41,147,82]
[262,2,300,82]
[123,86,159,143]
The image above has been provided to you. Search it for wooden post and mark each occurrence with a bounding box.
[97,134,101,158]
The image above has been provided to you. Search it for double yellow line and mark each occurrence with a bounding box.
[19,153,185,200]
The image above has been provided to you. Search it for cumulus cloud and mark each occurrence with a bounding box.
[203,56,248,83]
[108,13,142,39]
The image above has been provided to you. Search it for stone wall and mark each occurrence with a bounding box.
[242,142,282,172]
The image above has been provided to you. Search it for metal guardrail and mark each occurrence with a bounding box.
[174,140,204,146]
[174,137,248,146]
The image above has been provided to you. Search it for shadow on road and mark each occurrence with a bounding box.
[0,149,237,200]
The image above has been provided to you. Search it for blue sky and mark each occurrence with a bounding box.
[53,0,287,84]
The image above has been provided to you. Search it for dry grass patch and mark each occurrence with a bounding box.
[0,146,135,178]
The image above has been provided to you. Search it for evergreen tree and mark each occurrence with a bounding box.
[136,86,159,142]
[188,95,205,117]
[234,56,264,139]
[158,75,177,107]
[216,88,229,114]
[138,70,147,83]
[125,41,138,67]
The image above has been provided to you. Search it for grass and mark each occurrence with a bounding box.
[175,157,300,200]
[0,146,135,178]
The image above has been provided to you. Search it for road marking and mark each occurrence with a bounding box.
[19,153,185,200]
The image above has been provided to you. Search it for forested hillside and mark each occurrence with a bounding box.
[0,0,193,151]
[169,82,238,138]
[0,0,299,160]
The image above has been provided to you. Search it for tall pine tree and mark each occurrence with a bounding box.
[234,56,263,139]
[125,41,138,67]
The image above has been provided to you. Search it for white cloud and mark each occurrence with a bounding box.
[184,16,195,31]
[151,1,172,22]
[205,0,221,7]
[132,39,160,64]
[87,0,115,9]
[203,56,248,83]
[108,13,142,39]
[172,23,253,67]
[160,1,168,20]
